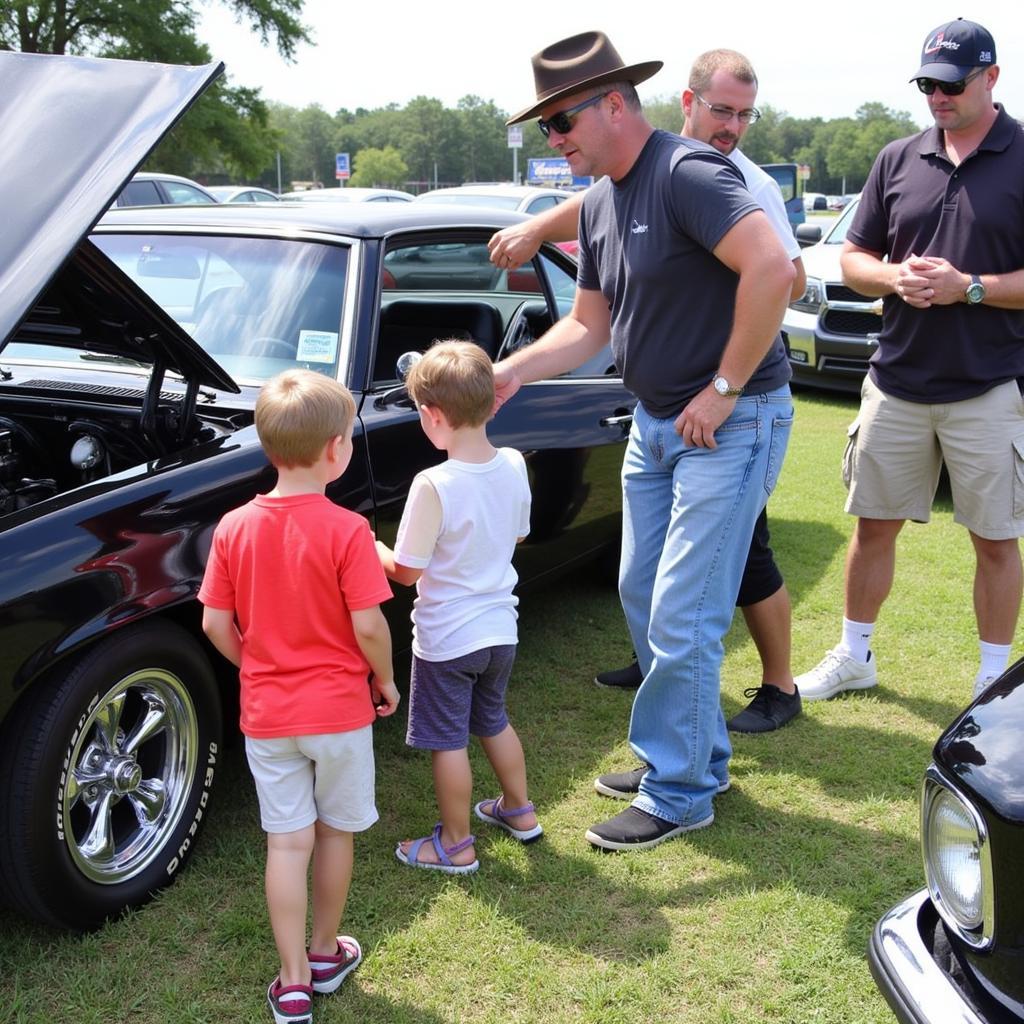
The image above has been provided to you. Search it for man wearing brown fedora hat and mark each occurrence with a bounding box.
[490,48,807,739]
[492,31,796,851]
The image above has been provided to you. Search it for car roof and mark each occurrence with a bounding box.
[99,200,531,238]
[417,184,567,199]
[278,187,414,202]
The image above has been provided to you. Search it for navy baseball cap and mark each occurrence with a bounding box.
[910,18,996,82]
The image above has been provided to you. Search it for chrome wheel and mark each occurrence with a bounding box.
[62,668,198,884]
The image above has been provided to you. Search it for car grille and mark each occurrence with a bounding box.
[827,284,871,303]
[821,310,882,336]
[822,284,882,338]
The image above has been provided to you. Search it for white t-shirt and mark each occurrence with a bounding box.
[394,447,532,661]
[728,148,802,260]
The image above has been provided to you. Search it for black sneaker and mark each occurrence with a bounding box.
[726,684,802,734]
[594,765,730,799]
[594,765,647,799]
[586,805,714,851]
[594,657,643,689]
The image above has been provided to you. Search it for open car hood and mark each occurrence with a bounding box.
[0,51,237,393]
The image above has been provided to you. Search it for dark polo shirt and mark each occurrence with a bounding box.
[848,104,1024,403]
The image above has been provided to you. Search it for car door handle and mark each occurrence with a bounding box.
[600,412,633,434]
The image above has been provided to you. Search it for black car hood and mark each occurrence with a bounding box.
[0,51,237,393]
[935,658,1024,820]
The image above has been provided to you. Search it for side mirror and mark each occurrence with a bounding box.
[796,224,822,248]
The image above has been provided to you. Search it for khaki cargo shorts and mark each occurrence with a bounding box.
[843,375,1024,540]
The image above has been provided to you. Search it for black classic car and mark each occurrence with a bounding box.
[0,52,632,929]
[869,663,1024,1023]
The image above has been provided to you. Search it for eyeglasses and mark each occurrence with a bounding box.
[692,92,761,124]
[916,68,985,96]
[537,92,608,138]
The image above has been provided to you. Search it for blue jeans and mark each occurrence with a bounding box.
[619,388,793,826]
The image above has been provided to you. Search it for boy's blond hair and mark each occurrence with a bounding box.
[255,369,356,467]
[407,340,494,429]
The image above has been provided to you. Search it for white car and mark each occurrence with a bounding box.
[415,185,580,256]
[782,196,882,393]
[414,183,573,217]
[113,172,218,207]
[279,187,414,203]
[207,185,280,203]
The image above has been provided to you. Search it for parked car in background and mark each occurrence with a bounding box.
[782,196,881,393]
[279,187,414,203]
[113,171,217,207]
[207,185,280,203]
[803,192,828,212]
[415,184,573,216]
[0,49,630,930]
[869,660,1024,1024]
[415,184,580,257]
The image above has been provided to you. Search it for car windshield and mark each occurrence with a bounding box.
[823,198,860,245]
[416,194,522,210]
[90,233,350,381]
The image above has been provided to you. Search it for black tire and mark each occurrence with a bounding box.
[0,620,222,930]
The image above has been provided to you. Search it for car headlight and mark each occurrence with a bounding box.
[921,768,993,946]
[790,276,824,315]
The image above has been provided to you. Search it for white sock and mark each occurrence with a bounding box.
[977,640,1011,682]
[838,618,874,663]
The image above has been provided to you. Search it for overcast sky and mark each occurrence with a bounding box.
[196,0,1023,131]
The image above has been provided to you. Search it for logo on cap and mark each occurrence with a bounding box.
[924,32,961,55]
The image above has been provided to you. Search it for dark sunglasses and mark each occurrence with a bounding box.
[537,92,608,138]
[916,67,985,96]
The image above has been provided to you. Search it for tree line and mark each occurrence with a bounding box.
[258,96,919,195]
[2,1,919,195]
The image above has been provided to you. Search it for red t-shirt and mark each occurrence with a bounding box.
[199,493,392,738]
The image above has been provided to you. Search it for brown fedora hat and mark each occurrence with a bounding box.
[506,30,663,125]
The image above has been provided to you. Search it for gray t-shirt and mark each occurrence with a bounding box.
[577,129,791,419]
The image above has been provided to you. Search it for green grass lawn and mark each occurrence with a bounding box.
[3,387,1016,1024]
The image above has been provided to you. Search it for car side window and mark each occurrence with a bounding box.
[526,196,559,215]
[164,182,215,204]
[374,238,561,387]
[119,180,162,206]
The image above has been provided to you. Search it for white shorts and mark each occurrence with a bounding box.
[244,726,378,834]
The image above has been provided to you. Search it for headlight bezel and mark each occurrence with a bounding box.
[789,275,825,315]
[921,766,995,949]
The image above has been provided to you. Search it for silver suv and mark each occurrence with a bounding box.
[783,197,884,394]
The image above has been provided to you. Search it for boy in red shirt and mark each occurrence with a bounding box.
[200,369,399,1024]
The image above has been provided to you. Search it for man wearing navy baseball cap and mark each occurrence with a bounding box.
[797,18,1024,706]
[910,18,996,82]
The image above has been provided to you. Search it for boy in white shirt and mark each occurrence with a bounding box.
[377,341,541,873]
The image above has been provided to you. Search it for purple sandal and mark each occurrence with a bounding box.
[395,823,479,874]
[474,797,544,843]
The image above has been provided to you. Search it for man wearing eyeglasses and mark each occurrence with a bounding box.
[796,18,1024,704]
[492,32,795,851]
[489,49,806,738]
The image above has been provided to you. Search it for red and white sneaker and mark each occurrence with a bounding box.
[267,978,313,1024]
[308,935,362,994]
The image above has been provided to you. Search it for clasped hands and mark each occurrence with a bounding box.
[895,254,968,308]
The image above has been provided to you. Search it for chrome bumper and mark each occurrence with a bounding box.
[868,889,985,1024]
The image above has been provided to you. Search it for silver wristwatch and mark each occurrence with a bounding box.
[965,274,986,305]
[712,374,744,397]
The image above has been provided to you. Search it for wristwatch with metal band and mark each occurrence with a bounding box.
[712,374,744,397]
[965,274,986,305]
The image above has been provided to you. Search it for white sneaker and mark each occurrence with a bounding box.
[796,647,877,701]
[972,674,997,699]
